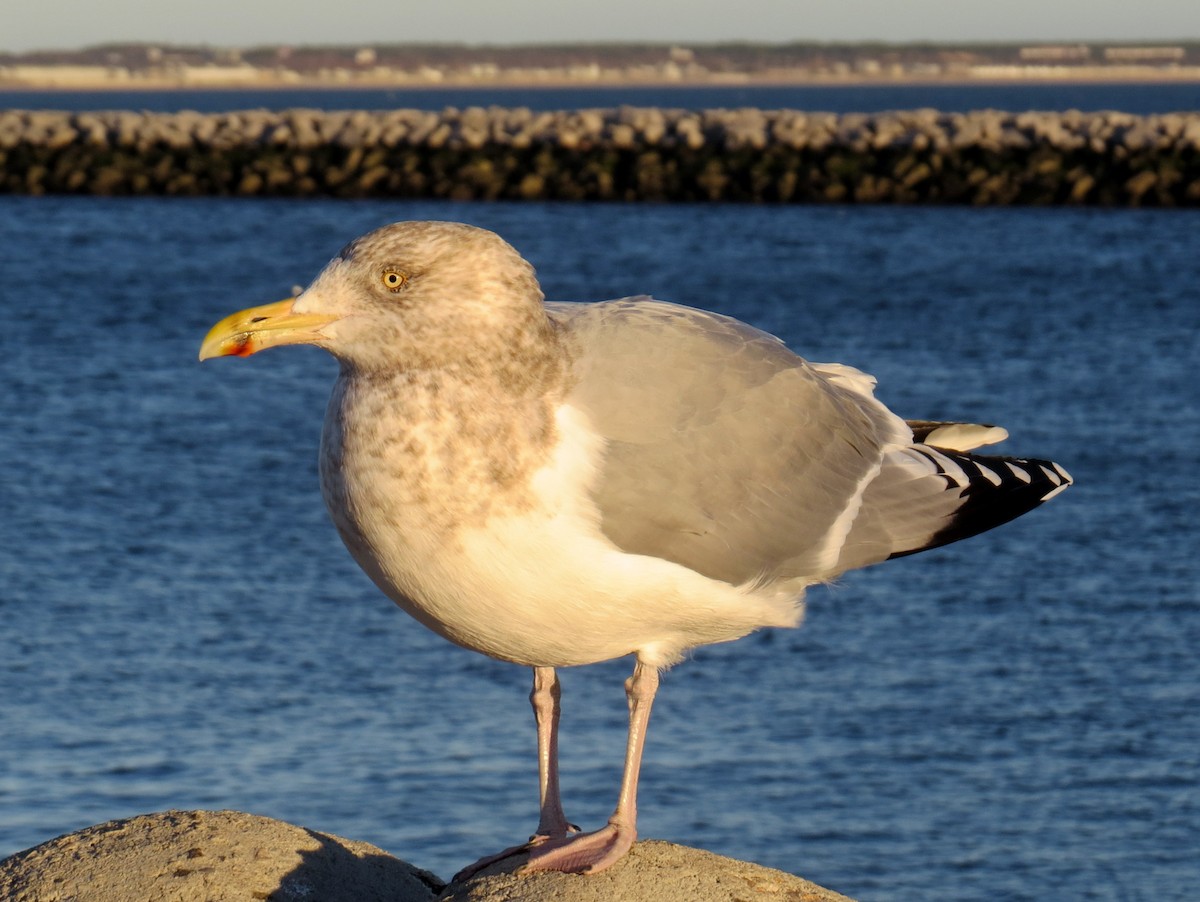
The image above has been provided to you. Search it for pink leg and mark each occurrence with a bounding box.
[521,660,660,875]
[451,666,575,881]
[531,666,576,839]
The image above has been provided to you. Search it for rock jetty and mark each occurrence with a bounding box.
[2,106,1199,204]
[0,809,856,902]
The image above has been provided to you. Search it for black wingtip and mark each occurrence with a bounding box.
[890,449,1072,559]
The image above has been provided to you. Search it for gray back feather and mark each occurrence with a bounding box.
[549,298,908,587]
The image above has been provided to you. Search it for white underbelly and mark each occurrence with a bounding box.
[326,403,802,668]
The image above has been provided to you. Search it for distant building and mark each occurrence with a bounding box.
[1020,45,1091,61]
[1104,46,1185,62]
[0,64,131,85]
[176,64,262,85]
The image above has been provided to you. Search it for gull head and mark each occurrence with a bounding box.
[199,221,546,373]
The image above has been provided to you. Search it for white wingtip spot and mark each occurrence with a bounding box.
[1041,482,1071,501]
[1039,464,1064,485]
[1005,461,1033,483]
[930,450,970,486]
[897,447,941,478]
[974,462,1004,487]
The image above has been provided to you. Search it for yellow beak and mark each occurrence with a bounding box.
[199,298,336,360]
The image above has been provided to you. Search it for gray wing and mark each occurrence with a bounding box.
[548,297,911,587]
[548,297,1072,590]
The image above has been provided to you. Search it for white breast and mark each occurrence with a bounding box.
[324,397,803,669]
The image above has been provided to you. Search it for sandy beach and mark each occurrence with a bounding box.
[4,65,1200,92]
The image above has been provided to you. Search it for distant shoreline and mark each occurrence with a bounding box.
[4,69,1200,94]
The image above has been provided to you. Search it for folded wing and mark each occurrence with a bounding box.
[549,298,1070,591]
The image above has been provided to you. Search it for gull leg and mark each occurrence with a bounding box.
[521,659,660,875]
[451,666,575,881]
[531,665,577,839]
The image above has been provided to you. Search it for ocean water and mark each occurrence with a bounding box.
[1,80,1199,114]
[0,196,1196,901]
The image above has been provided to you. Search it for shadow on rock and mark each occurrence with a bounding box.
[0,809,442,902]
[1,811,855,901]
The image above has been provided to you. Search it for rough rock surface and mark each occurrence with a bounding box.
[0,810,856,901]
[0,810,442,902]
[2,106,1199,204]
[445,839,856,902]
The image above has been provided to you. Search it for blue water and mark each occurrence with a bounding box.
[0,196,1197,900]
[1,80,1198,113]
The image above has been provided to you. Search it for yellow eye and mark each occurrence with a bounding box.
[381,269,408,291]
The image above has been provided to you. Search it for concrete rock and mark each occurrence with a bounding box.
[0,810,441,902]
[0,812,856,902]
[444,840,855,902]
[4,107,1200,204]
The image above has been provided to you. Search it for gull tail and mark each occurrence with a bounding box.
[833,428,1073,573]
[886,446,1073,559]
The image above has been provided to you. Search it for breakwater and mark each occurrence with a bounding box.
[3,106,1199,204]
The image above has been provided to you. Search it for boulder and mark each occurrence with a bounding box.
[0,811,856,902]
[0,810,440,902]
[446,839,856,902]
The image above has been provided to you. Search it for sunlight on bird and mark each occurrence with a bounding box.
[200,220,1070,876]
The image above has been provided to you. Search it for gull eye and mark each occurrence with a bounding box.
[380,269,409,292]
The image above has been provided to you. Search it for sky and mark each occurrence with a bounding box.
[5,0,1200,53]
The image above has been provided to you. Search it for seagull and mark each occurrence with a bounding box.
[199,221,1071,876]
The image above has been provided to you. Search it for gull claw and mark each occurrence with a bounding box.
[451,823,581,884]
[451,843,529,884]
[518,822,636,875]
